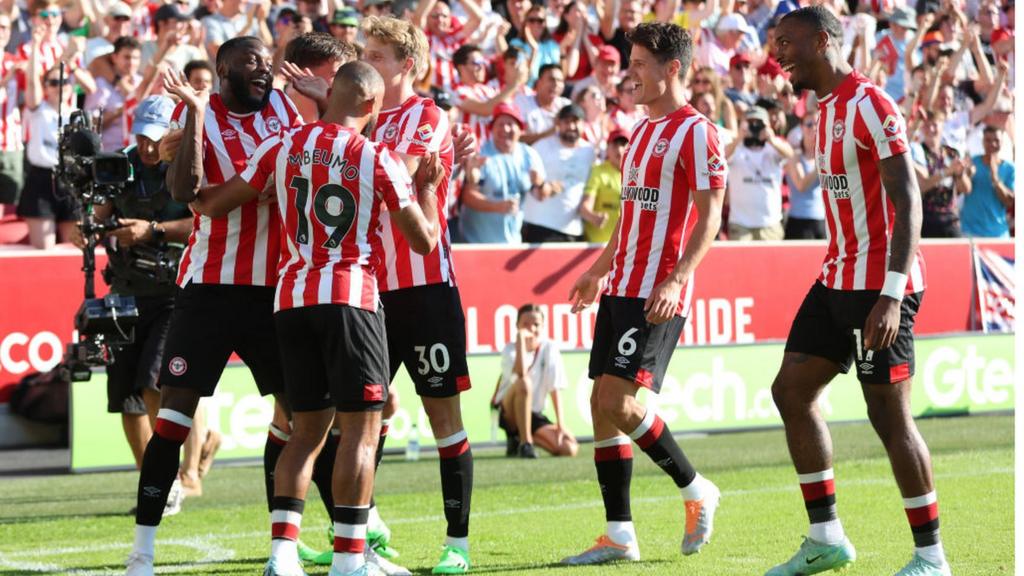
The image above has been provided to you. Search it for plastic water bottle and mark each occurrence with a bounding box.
[405,425,420,461]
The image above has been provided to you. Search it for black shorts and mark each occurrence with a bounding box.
[784,217,827,239]
[588,295,685,393]
[274,304,390,413]
[785,282,923,384]
[158,283,284,397]
[498,406,553,435]
[16,164,80,222]
[106,295,174,414]
[379,283,471,397]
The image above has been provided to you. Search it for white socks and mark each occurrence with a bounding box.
[809,519,846,545]
[133,524,157,558]
[606,521,637,546]
[445,536,469,551]
[680,472,707,501]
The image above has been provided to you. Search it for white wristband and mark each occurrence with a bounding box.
[880,271,908,301]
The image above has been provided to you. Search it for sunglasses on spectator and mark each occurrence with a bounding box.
[429,12,449,18]
[113,15,131,21]
[37,9,61,18]
[803,121,815,128]
[692,77,711,84]
[470,58,488,67]
[46,78,70,87]
[527,17,546,22]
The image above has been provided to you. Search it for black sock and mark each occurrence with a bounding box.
[594,437,633,521]
[630,412,696,488]
[136,411,192,526]
[311,433,338,518]
[264,424,289,513]
[437,431,473,539]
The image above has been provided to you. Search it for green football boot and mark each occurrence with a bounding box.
[765,536,856,575]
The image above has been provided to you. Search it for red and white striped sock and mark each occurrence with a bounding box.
[270,497,304,562]
[904,492,945,566]
[333,505,369,573]
[798,469,845,545]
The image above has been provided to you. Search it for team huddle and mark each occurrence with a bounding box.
[124,6,951,576]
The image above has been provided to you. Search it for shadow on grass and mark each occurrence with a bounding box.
[0,510,130,525]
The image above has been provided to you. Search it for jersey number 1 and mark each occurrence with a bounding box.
[291,175,357,249]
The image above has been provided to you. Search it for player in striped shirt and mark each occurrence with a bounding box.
[767,7,946,576]
[361,16,473,575]
[124,37,319,576]
[565,22,726,566]
[190,60,444,576]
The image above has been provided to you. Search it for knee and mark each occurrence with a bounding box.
[864,394,897,446]
[771,374,813,420]
[562,438,579,457]
[596,391,630,425]
[159,387,200,418]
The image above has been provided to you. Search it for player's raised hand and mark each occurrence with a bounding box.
[163,70,208,110]
[281,61,330,102]
[643,277,683,325]
[414,152,444,191]
[452,123,477,165]
[569,271,605,314]
[863,296,901,351]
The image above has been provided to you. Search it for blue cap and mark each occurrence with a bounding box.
[132,96,176,141]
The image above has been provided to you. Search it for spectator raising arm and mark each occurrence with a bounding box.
[969,60,1010,125]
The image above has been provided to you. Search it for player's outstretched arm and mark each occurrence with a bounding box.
[863,151,922,351]
[191,176,262,218]
[644,186,725,324]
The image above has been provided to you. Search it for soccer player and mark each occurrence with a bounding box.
[187,60,444,576]
[123,37,311,576]
[362,16,473,575]
[564,21,726,565]
[767,7,944,576]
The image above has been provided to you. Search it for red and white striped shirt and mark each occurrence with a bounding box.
[17,39,80,81]
[815,71,926,293]
[451,81,498,148]
[427,21,465,91]
[0,54,23,152]
[373,94,456,292]
[171,89,302,287]
[607,105,727,316]
[241,122,414,312]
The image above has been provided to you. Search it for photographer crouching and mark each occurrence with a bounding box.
[87,95,219,509]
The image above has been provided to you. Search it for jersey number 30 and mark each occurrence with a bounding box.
[290,175,357,249]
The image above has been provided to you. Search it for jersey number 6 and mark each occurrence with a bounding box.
[290,175,357,249]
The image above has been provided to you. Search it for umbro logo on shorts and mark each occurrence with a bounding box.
[428,376,444,387]
[444,499,461,508]
[143,486,162,498]
[859,362,874,374]
[614,356,630,368]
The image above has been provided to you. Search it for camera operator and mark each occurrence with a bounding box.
[88,96,209,508]
[724,106,794,241]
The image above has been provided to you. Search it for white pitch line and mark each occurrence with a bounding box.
[0,466,1011,572]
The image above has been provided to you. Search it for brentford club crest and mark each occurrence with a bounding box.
[652,138,669,157]
[168,357,187,376]
[832,121,846,141]
[626,164,641,185]
[265,116,282,133]
[383,124,399,142]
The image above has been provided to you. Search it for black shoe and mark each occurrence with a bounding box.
[518,442,538,459]
[506,434,520,457]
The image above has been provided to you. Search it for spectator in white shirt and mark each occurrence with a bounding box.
[522,104,596,242]
[724,106,794,240]
[84,2,134,66]
[515,63,570,144]
[492,304,578,458]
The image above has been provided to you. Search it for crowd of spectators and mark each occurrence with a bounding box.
[0,0,1014,249]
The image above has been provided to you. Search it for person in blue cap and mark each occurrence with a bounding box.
[89,94,218,512]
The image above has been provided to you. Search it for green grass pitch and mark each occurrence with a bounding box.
[0,414,1012,575]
